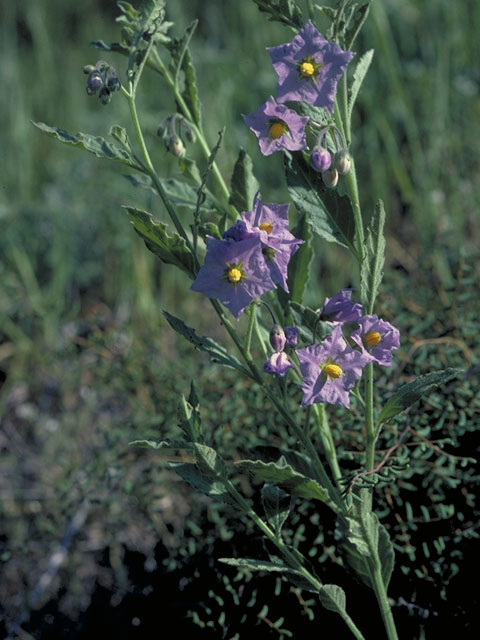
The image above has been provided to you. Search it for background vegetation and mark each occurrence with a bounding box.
[0,0,479,638]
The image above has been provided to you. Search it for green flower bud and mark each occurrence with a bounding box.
[165,134,185,158]
[98,86,112,105]
[322,167,339,188]
[334,149,351,175]
[82,64,95,75]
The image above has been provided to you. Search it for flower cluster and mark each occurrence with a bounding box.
[83,60,121,105]
[190,198,303,318]
[243,21,354,157]
[262,289,400,408]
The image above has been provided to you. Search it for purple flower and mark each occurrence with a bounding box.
[351,315,400,366]
[296,326,370,407]
[190,236,275,318]
[242,96,308,156]
[317,289,363,324]
[267,21,354,111]
[264,351,293,377]
[241,197,304,291]
[284,327,298,347]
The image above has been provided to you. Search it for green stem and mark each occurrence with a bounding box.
[313,404,342,485]
[369,561,399,640]
[365,363,375,470]
[150,49,234,214]
[253,312,268,359]
[126,90,199,269]
[245,304,256,355]
[224,479,365,640]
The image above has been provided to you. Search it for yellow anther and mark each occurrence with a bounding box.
[268,121,285,139]
[364,331,382,347]
[259,222,274,234]
[300,61,315,77]
[324,363,343,379]
[227,267,242,283]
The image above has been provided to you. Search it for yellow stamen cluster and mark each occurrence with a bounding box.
[364,331,382,348]
[227,267,242,283]
[324,363,343,379]
[300,61,315,77]
[268,121,285,139]
[259,222,274,234]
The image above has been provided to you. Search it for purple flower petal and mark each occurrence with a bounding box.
[242,96,308,156]
[263,351,293,377]
[317,289,363,324]
[351,315,400,366]
[296,325,369,407]
[190,236,275,318]
[267,21,355,110]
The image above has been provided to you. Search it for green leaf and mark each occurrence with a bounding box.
[360,199,386,311]
[318,584,347,615]
[229,149,259,213]
[123,206,196,277]
[168,20,201,125]
[348,49,374,123]
[178,156,202,184]
[162,310,252,377]
[253,0,303,29]
[122,174,215,211]
[194,443,227,483]
[236,457,330,504]
[218,557,292,573]
[32,122,142,170]
[109,125,134,152]
[90,40,130,55]
[379,522,395,588]
[289,302,331,344]
[286,214,313,304]
[284,153,356,254]
[171,462,228,496]
[378,368,463,424]
[345,1,372,49]
[261,484,291,537]
[314,5,336,23]
[129,439,172,449]
[177,393,203,443]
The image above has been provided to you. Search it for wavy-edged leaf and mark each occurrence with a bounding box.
[285,153,356,254]
[378,368,463,424]
[168,20,201,125]
[261,484,291,537]
[124,206,196,276]
[162,310,251,377]
[90,40,130,55]
[345,1,372,49]
[219,557,320,593]
[229,149,259,213]
[32,122,142,169]
[289,302,331,344]
[170,462,228,496]
[360,199,385,311]
[177,392,203,444]
[253,0,303,29]
[122,174,215,211]
[236,457,330,503]
[348,48,374,123]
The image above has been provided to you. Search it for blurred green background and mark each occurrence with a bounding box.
[1,0,479,637]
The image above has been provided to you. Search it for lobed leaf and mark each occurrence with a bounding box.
[32,122,142,170]
[124,206,196,276]
[378,368,464,424]
[168,20,202,125]
[162,310,252,377]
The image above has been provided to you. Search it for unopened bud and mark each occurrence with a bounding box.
[82,64,95,75]
[98,86,112,105]
[165,134,185,158]
[310,148,331,172]
[322,167,339,188]
[86,70,103,95]
[334,149,351,175]
[284,327,298,347]
[269,324,286,353]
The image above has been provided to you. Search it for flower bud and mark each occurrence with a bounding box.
[86,70,103,95]
[322,167,339,188]
[98,86,112,105]
[82,64,95,75]
[284,327,298,347]
[269,323,286,353]
[165,134,186,158]
[105,68,121,92]
[334,149,351,175]
[310,148,331,172]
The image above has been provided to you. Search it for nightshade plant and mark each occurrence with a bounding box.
[34,1,465,637]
